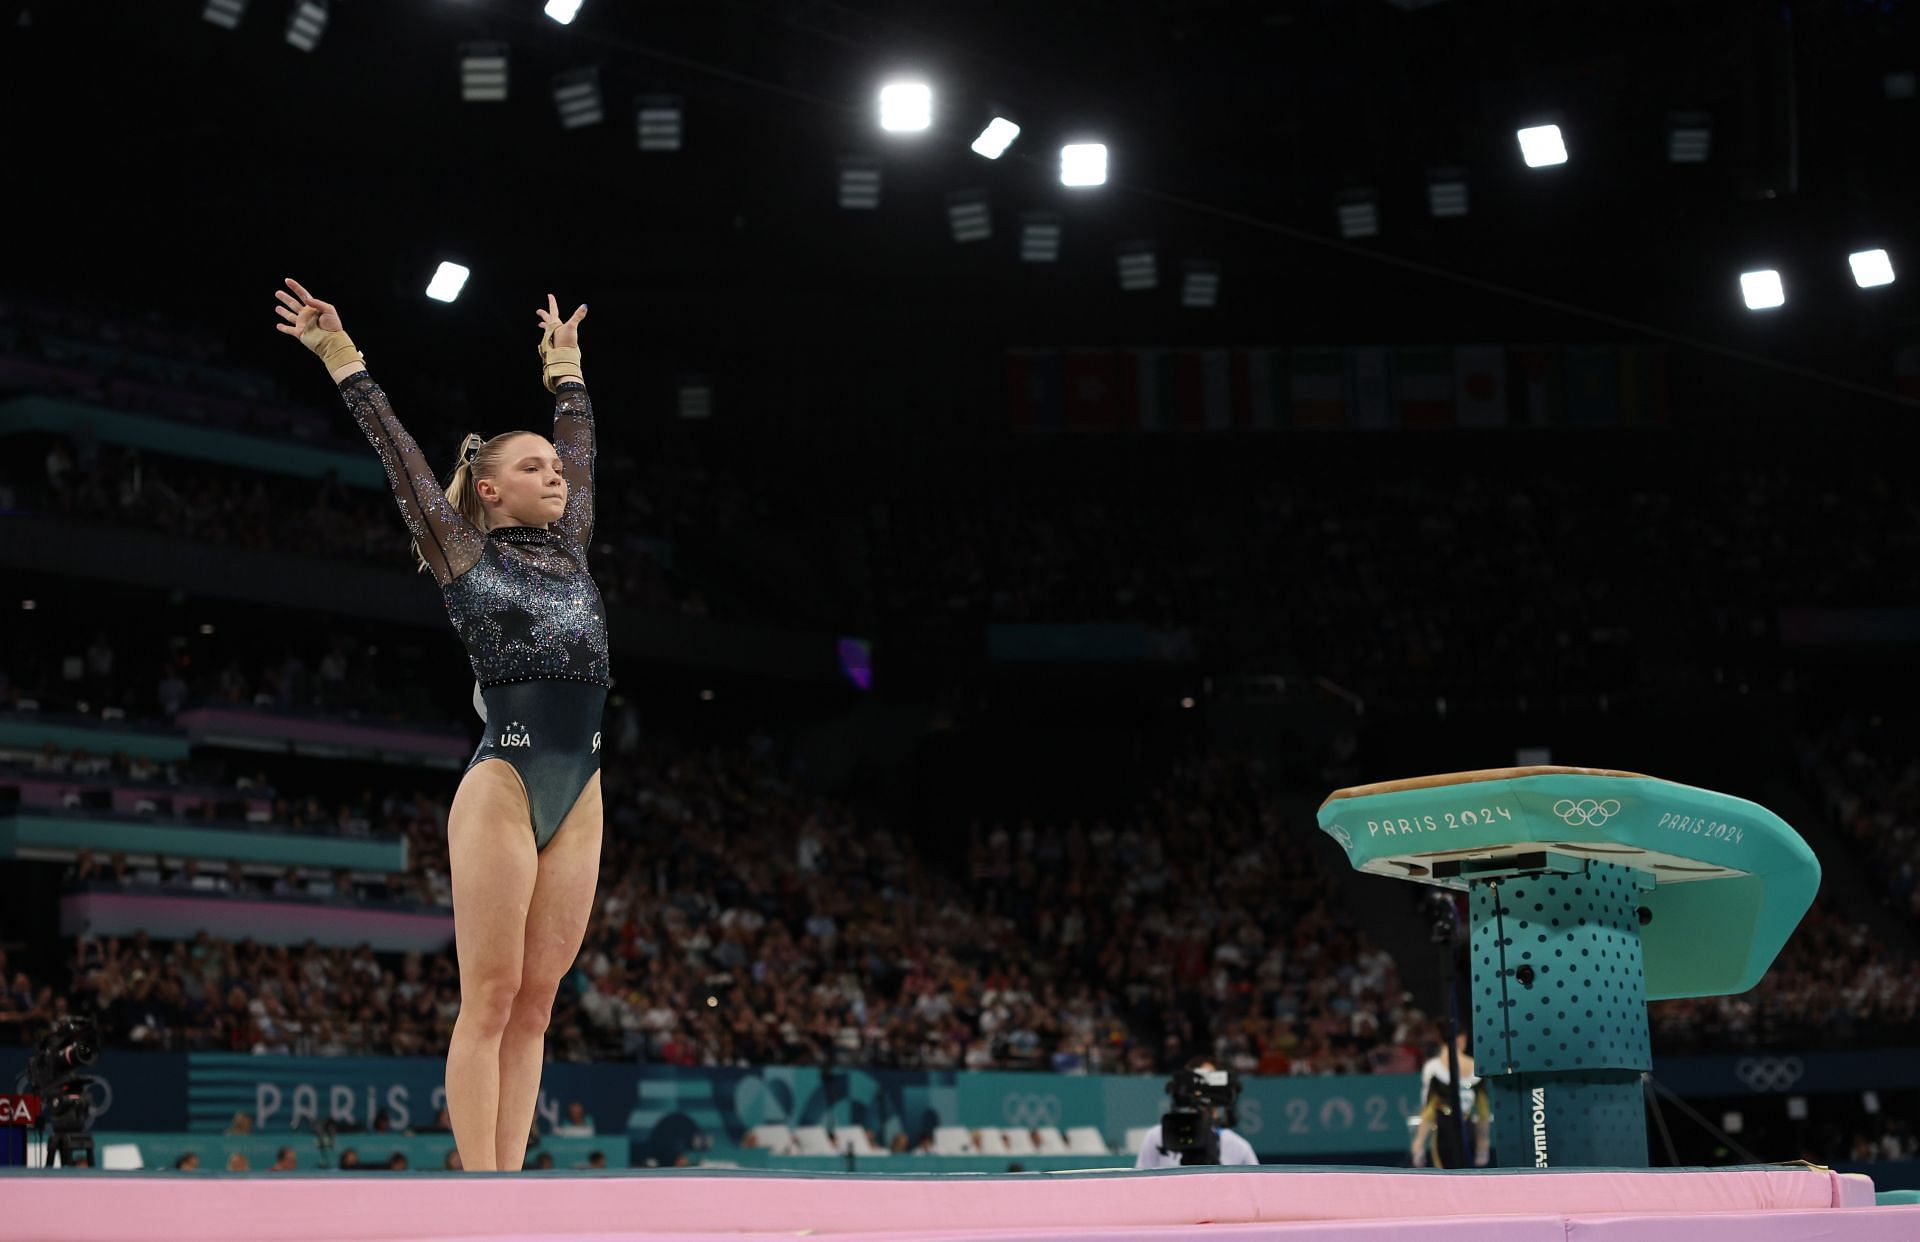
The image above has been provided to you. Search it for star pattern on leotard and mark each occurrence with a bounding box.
[444,537,611,687]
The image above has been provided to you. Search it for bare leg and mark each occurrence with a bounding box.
[445,759,538,1171]
[496,771,603,1171]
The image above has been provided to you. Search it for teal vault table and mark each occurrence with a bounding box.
[1317,766,1820,1168]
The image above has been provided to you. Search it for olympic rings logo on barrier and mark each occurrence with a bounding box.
[1001,1093,1063,1128]
[1329,824,1354,851]
[1734,1057,1805,1093]
[1553,798,1622,828]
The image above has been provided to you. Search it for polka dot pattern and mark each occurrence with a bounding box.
[1470,861,1651,1072]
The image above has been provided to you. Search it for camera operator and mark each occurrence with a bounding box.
[1135,1056,1258,1168]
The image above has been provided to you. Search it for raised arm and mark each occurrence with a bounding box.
[274,279,481,586]
[551,380,595,557]
[536,293,593,560]
[337,370,484,585]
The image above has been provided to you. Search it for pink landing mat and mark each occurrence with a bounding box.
[5,1164,1914,1242]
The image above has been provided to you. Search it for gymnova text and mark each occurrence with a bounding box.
[1531,1086,1549,1168]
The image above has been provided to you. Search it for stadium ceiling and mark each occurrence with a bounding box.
[5,0,1915,377]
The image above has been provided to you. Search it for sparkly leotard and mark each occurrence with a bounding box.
[338,369,610,850]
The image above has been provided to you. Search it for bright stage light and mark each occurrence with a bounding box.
[1740,269,1785,310]
[637,95,683,151]
[1020,213,1061,262]
[1427,168,1469,218]
[201,0,246,29]
[425,263,471,304]
[879,81,932,132]
[553,67,603,129]
[460,43,508,103]
[1335,190,1379,239]
[1116,241,1157,291]
[971,117,1020,159]
[1180,261,1219,309]
[1667,111,1711,163]
[285,0,327,52]
[1060,143,1107,187]
[1517,124,1568,168]
[947,191,991,243]
[838,158,881,209]
[545,0,584,25]
[1849,249,1895,289]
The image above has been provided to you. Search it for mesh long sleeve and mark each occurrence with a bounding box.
[551,380,595,560]
[337,370,483,586]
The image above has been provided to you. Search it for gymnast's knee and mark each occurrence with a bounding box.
[505,986,560,1036]
[457,976,521,1037]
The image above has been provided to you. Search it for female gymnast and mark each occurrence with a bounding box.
[274,277,607,1171]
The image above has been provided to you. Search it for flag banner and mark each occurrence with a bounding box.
[1290,346,1345,427]
[1062,349,1137,431]
[1201,348,1232,430]
[1508,345,1565,427]
[1008,349,1063,431]
[1170,349,1203,428]
[1136,349,1174,431]
[1230,347,1284,429]
[1009,345,1667,433]
[1454,345,1508,427]
[1395,345,1456,427]
[1346,346,1394,429]
[1565,344,1621,426]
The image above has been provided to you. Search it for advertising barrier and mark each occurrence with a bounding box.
[41,1048,1920,1166]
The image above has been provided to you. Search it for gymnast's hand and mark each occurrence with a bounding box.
[536,293,586,391]
[274,277,345,341]
[276,278,363,377]
[535,293,586,350]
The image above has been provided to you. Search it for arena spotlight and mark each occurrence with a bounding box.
[1116,241,1158,291]
[1517,124,1568,167]
[1426,167,1469,218]
[1180,260,1220,308]
[636,95,683,151]
[425,262,471,304]
[838,158,881,209]
[677,378,713,420]
[1335,190,1379,239]
[544,0,584,25]
[1020,212,1062,262]
[1667,111,1711,163]
[971,116,1020,159]
[201,0,246,29]
[284,0,327,52]
[1850,249,1895,288]
[552,67,603,129]
[946,190,992,243]
[878,81,932,132]
[1060,143,1108,187]
[1739,269,1785,310]
[460,43,508,103]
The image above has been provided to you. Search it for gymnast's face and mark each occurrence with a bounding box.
[481,434,567,529]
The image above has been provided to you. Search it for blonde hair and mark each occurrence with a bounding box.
[412,430,543,575]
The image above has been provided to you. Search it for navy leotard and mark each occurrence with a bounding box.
[338,369,611,850]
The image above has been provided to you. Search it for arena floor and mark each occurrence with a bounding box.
[7,1163,1918,1242]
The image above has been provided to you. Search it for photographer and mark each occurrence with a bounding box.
[1134,1056,1258,1168]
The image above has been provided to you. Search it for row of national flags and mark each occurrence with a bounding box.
[1007,344,1671,432]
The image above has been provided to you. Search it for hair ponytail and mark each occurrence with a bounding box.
[411,430,548,575]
